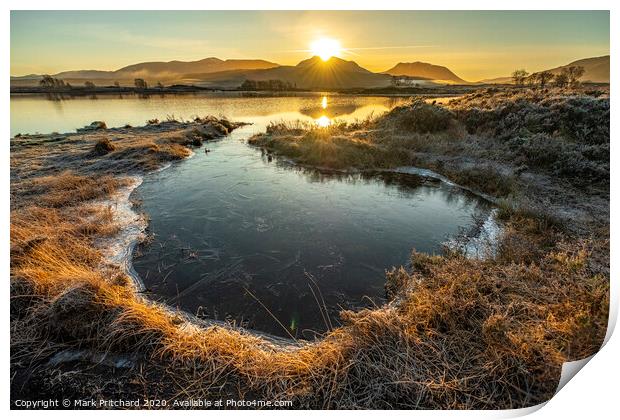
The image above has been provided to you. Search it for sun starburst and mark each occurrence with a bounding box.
[310,38,342,61]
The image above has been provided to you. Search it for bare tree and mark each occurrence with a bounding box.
[563,66,586,87]
[532,71,554,89]
[524,74,537,87]
[39,75,54,89]
[134,78,148,90]
[39,75,66,90]
[554,72,569,88]
[511,69,529,86]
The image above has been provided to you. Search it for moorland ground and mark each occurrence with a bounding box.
[10,87,609,409]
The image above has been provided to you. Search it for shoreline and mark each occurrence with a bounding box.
[95,176,146,292]
[81,116,502,343]
[9,87,473,99]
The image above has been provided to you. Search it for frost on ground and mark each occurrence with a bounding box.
[445,209,503,259]
[93,176,148,291]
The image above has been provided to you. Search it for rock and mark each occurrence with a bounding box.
[184,124,221,143]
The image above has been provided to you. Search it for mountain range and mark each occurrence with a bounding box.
[183,56,395,89]
[11,58,280,87]
[11,54,609,89]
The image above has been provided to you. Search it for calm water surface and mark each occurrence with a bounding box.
[11,92,404,136]
[11,93,490,338]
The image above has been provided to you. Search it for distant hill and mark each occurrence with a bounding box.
[546,55,609,83]
[475,76,513,85]
[477,55,610,84]
[189,56,393,89]
[11,57,280,85]
[382,61,467,84]
[113,57,279,80]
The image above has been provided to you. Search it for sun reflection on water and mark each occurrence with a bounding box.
[315,96,331,127]
[316,115,331,127]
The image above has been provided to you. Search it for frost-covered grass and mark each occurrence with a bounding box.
[446,88,610,186]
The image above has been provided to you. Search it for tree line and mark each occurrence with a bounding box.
[239,79,297,91]
[511,65,585,89]
[38,76,165,91]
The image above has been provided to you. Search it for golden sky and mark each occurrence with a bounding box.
[11,10,610,81]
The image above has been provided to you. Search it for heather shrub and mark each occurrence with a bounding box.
[450,91,610,146]
[383,99,454,133]
[446,89,609,185]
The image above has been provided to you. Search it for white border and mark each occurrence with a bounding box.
[3,2,617,419]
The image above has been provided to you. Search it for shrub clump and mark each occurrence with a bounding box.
[504,133,609,184]
[77,121,107,132]
[448,89,610,145]
[93,138,115,155]
[249,128,409,169]
[444,90,610,186]
[382,99,454,133]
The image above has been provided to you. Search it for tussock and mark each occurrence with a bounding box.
[94,138,115,155]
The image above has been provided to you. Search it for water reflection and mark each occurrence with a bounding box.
[281,163,486,206]
[299,96,356,127]
[10,93,409,136]
[303,95,398,128]
[316,115,331,127]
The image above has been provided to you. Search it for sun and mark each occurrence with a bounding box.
[310,38,342,61]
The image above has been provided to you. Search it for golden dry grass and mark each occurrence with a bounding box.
[11,194,608,407]
[10,113,609,409]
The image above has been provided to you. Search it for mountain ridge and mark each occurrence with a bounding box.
[11,55,609,89]
[382,61,467,84]
[11,57,281,82]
